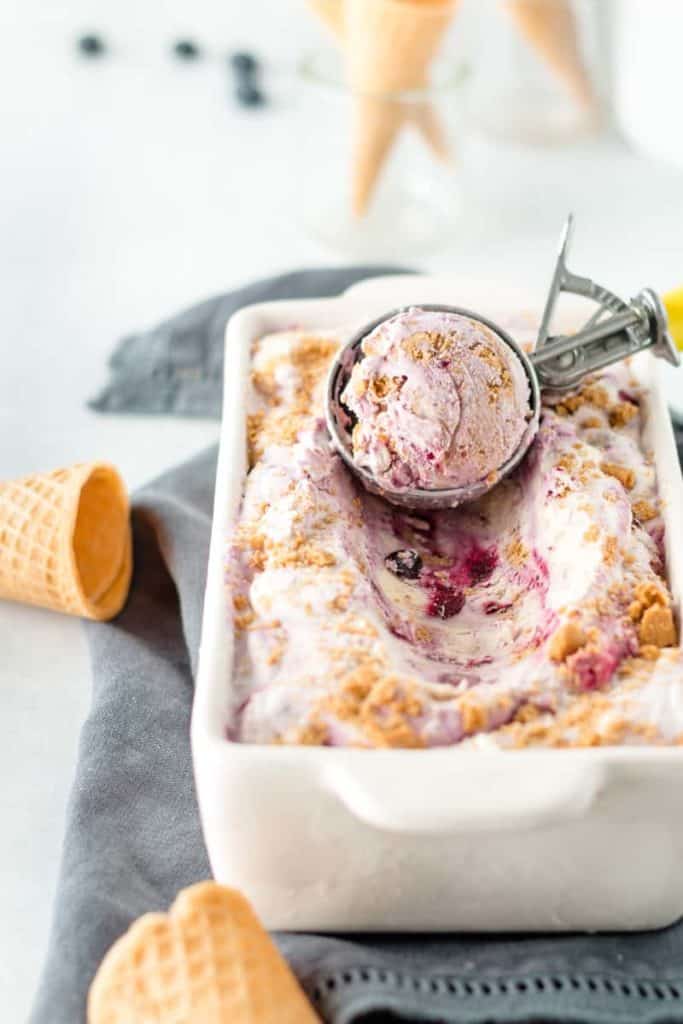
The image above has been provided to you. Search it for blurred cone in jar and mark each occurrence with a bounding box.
[307,0,452,173]
[344,0,458,217]
[0,462,132,621]
[504,0,594,110]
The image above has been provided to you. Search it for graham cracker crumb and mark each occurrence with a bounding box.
[514,703,541,724]
[266,642,286,666]
[238,527,337,571]
[609,401,639,427]
[628,581,668,623]
[247,334,338,458]
[601,461,636,490]
[247,411,265,465]
[369,375,404,401]
[460,699,488,735]
[557,452,577,473]
[639,605,676,648]
[581,415,603,429]
[325,666,424,748]
[401,331,451,363]
[584,523,600,542]
[506,538,528,567]
[632,499,657,523]
[548,622,587,663]
[293,718,329,746]
[234,610,255,630]
[639,645,661,661]
[581,383,610,409]
[603,536,618,564]
[554,383,609,418]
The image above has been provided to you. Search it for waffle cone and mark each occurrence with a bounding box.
[0,462,132,621]
[505,0,594,109]
[345,0,458,216]
[88,882,320,1024]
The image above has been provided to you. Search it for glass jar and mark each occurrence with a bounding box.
[292,48,467,259]
[466,0,603,145]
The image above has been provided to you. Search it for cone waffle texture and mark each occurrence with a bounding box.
[505,0,594,109]
[345,0,457,215]
[0,462,131,621]
[88,882,320,1024]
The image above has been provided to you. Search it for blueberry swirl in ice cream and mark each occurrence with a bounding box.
[340,308,533,493]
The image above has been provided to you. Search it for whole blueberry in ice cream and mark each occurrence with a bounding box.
[384,549,423,579]
[341,308,532,494]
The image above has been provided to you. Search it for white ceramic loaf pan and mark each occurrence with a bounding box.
[192,274,683,932]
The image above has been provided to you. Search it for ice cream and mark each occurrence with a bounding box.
[227,320,681,749]
[340,308,533,494]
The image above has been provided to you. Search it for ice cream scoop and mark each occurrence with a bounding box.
[340,308,534,495]
[326,217,679,510]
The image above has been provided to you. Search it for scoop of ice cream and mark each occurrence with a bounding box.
[340,308,533,493]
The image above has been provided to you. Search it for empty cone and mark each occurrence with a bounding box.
[345,0,458,216]
[88,882,320,1023]
[0,462,132,621]
[308,0,452,170]
[504,0,594,109]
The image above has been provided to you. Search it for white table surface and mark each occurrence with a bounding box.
[2,1,683,1020]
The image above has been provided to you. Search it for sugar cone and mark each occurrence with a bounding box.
[88,882,320,1024]
[345,0,458,216]
[308,0,452,170]
[0,462,132,621]
[504,0,594,110]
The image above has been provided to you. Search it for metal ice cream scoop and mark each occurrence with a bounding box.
[325,215,680,511]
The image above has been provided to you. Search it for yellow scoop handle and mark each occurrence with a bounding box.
[663,287,683,351]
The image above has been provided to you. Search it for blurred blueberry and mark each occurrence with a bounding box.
[173,39,200,60]
[236,83,265,108]
[77,34,106,57]
[230,51,258,76]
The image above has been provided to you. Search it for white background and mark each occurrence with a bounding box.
[2,1,683,1020]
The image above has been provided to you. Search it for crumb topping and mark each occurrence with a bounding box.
[632,499,657,523]
[401,330,451,363]
[609,401,639,427]
[601,461,636,490]
[639,605,676,648]
[323,667,424,748]
[248,334,338,461]
[548,622,587,663]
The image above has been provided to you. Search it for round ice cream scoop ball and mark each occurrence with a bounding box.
[326,306,541,511]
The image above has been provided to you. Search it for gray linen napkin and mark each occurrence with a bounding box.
[32,269,683,1024]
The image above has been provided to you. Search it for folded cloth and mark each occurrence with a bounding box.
[32,269,683,1024]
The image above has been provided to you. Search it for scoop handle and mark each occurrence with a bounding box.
[530,287,679,391]
[534,215,679,390]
